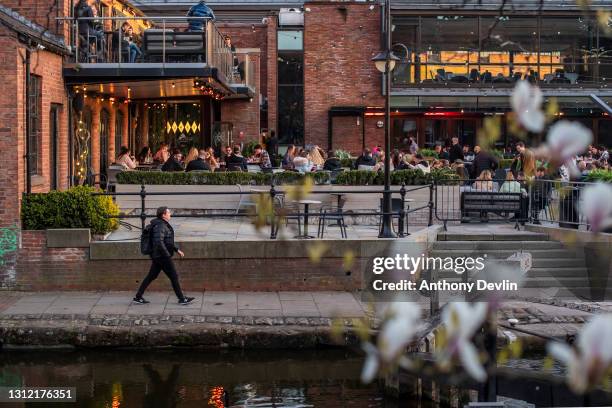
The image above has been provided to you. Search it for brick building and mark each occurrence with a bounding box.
[1,0,612,234]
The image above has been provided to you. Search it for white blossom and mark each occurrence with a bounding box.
[546,121,592,163]
[438,302,489,382]
[579,183,612,233]
[511,81,545,133]
[547,314,612,393]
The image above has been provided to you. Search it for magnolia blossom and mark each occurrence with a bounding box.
[547,314,612,393]
[361,302,422,383]
[578,183,612,233]
[544,120,593,177]
[438,302,488,382]
[511,80,545,133]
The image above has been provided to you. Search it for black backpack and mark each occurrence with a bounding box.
[140,224,153,255]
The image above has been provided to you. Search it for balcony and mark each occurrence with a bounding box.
[61,16,254,98]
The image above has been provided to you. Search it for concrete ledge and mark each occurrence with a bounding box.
[525,224,612,245]
[46,229,91,248]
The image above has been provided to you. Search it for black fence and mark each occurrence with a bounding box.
[94,183,434,240]
[434,178,594,231]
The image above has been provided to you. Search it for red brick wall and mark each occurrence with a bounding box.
[266,15,278,134]
[2,0,70,38]
[304,2,384,149]
[14,231,362,291]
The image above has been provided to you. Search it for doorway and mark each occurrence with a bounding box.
[100,109,110,180]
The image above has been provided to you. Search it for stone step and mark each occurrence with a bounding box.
[531,258,586,268]
[432,241,564,251]
[430,275,605,288]
[435,267,590,279]
[428,249,583,259]
[436,233,550,241]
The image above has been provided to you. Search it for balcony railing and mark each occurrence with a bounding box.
[229,50,257,90]
[61,16,233,81]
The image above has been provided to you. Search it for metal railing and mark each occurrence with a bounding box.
[59,16,232,77]
[93,183,434,239]
[229,51,257,90]
[434,178,594,230]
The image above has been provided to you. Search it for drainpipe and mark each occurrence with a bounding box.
[24,48,32,194]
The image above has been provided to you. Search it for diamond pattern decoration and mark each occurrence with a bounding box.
[171,122,178,133]
[192,121,198,134]
[178,122,185,133]
[185,122,192,133]
[167,122,171,133]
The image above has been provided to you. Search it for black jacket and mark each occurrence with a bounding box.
[354,155,376,169]
[449,144,464,164]
[472,151,498,178]
[162,157,184,172]
[266,136,278,156]
[186,158,210,172]
[323,157,342,171]
[150,218,179,259]
[226,154,247,171]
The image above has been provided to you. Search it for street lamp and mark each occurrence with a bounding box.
[372,0,400,239]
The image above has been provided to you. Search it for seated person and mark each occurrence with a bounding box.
[205,147,220,169]
[187,0,215,31]
[373,151,395,172]
[222,145,233,164]
[116,146,137,170]
[186,149,211,172]
[250,144,272,169]
[282,145,296,169]
[353,148,376,169]
[323,150,342,171]
[153,142,170,163]
[138,146,153,164]
[473,169,495,191]
[161,148,184,172]
[293,151,313,173]
[499,172,526,194]
[122,23,142,63]
[307,146,325,168]
[226,146,247,171]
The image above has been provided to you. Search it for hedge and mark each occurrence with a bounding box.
[335,168,459,185]
[116,171,331,185]
[419,149,439,159]
[21,186,119,234]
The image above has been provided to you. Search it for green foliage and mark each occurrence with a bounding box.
[334,149,352,160]
[584,169,612,183]
[242,141,259,158]
[419,148,439,159]
[21,186,119,234]
[499,158,514,169]
[340,158,355,168]
[116,171,330,185]
[335,168,459,185]
[490,149,505,159]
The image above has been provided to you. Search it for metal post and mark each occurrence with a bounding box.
[140,184,146,230]
[270,182,277,240]
[398,183,406,237]
[117,23,121,65]
[428,183,434,226]
[379,0,396,238]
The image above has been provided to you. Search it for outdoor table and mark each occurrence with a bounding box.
[294,199,321,239]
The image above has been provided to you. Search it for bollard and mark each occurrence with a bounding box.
[398,183,406,237]
[269,182,277,240]
[140,184,146,231]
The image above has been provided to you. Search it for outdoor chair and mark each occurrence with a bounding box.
[317,197,348,238]
[271,195,301,237]
[357,165,376,171]
[247,164,262,173]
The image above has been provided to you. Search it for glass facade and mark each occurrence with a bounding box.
[392,14,610,86]
[277,30,304,145]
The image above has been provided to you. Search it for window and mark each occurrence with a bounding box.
[28,75,42,175]
[277,30,304,145]
[115,111,124,158]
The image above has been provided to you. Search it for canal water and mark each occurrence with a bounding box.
[0,348,401,407]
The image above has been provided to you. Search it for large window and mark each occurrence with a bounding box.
[115,111,124,158]
[277,30,304,145]
[28,75,42,175]
[392,14,610,86]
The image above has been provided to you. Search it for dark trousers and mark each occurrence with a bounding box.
[136,257,184,300]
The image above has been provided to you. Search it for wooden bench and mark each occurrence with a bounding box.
[460,191,526,228]
[143,29,205,62]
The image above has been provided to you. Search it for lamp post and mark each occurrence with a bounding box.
[372,0,399,238]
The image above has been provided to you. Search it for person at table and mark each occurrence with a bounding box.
[205,147,220,169]
[226,146,247,171]
[250,144,271,169]
[353,148,376,169]
[293,151,313,173]
[138,146,153,164]
[373,150,394,172]
[307,146,325,168]
[116,146,137,170]
[473,169,495,192]
[448,137,464,164]
[323,150,342,171]
[472,145,498,179]
[162,148,184,172]
[266,130,279,165]
[282,145,296,169]
[499,171,526,194]
[187,0,216,31]
[186,149,211,172]
[122,23,142,63]
[183,147,199,169]
[222,145,233,163]
[154,142,170,163]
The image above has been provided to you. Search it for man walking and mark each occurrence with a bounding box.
[134,207,195,305]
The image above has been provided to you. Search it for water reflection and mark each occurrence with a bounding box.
[0,349,392,408]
